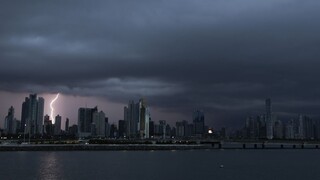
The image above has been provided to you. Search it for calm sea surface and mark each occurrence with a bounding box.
[0,150,319,180]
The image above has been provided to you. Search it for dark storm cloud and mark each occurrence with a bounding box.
[1,0,320,127]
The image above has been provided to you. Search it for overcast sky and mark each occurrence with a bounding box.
[1,0,320,129]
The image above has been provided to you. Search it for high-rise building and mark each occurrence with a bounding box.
[302,115,314,139]
[69,124,78,137]
[171,127,176,138]
[185,124,194,137]
[285,120,294,139]
[118,120,126,138]
[298,114,304,139]
[273,120,283,139]
[91,123,96,136]
[21,94,45,135]
[37,97,44,134]
[159,120,166,139]
[257,115,266,138]
[54,115,61,135]
[4,106,16,134]
[154,124,160,137]
[245,116,257,138]
[265,98,273,140]
[92,111,106,137]
[293,115,304,139]
[123,106,129,136]
[193,110,205,137]
[15,120,21,134]
[165,124,171,137]
[105,117,110,138]
[149,120,155,138]
[44,115,53,136]
[78,107,98,137]
[110,124,118,138]
[21,99,28,133]
[65,118,69,133]
[176,121,184,137]
[176,120,188,138]
[124,99,150,139]
[124,100,138,138]
[138,99,150,139]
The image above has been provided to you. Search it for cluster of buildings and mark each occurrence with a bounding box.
[242,98,320,140]
[4,94,320,141]
[78,99,209,139]
[3,94,45,136]
[2,94,76,138]
[1,94,209,140]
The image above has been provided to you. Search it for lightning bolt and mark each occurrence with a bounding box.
[50,93,60,123]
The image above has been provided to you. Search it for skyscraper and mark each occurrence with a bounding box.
[285,120,294,139]
[265,98,273,140]
[54,115,61,135]
[110,124,118,138]
[118,120,126,138]
[65,118,69,133]
[176,120,188,138]
[274,120,283,139]
[124,99,151,139]
[138,99,150,139]
[302,115,314,139]
[21,98,28,133]
[124,100,138,138]
[193,110,205,137]
[44,114,53,136]
[4,106,16,134]
[105,117,110,138]
[78,106,98,137]
[92,111,106,137]
[21,94,45,136]
[149,120,155,138]
[37,97,44,135]
[297,114,304,139]
[159,120,166,139]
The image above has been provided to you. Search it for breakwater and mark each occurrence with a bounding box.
[214,142,320,149]
[1,142,320,151]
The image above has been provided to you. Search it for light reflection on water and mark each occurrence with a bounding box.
[37,152,62,180]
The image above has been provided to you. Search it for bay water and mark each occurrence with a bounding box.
[0,150,319,180]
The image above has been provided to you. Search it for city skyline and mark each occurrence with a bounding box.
[1,1,320,129]
[1,93,207,131]
[2,93,211,139]
[1,92,319,132]
[2,93,319,141]
[0,92,194,129]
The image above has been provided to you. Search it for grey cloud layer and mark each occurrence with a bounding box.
[1,0,320,127]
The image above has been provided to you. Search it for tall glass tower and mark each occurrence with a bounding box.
[193,110,205,137]
[21,94,44,136]
[266,98,273,139]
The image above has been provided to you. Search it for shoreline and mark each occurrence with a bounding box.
[0,144,212,151]
[1,142,320,151]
